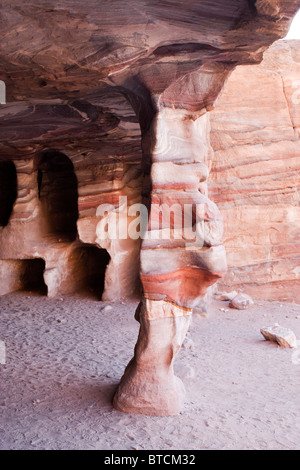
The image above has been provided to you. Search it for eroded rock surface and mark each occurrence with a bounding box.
[210,40,300,303]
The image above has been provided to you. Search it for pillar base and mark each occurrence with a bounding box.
[113,300,191,416]
[113,361,186,416]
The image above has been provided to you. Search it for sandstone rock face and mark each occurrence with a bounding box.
[0,1,299,416]
[210,40,300,303]
[0,94,143,300]
[140,107,227,310]
[0,1,297,104]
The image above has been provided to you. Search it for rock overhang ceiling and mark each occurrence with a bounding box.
[0,0,299,153]
[0,0,299,106]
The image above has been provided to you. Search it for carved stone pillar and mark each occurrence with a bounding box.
[114,72,228,415]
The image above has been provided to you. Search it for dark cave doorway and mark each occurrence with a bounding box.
[37,150,79,242]
[0,160,17,227]
[72,244,111,300]
[37,150,111,300]
[20,258,48,296]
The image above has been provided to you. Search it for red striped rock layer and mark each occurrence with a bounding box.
[210,40,300,302]
[139,106,227,311]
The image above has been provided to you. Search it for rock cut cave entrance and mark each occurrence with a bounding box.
[36,150,111,300]
[72,244,111,300]
[0,160,17,227]
[37,150,79,242]
[0,259,48,297]
[20,258,48,296]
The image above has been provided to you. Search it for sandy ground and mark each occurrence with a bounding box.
[0,290,299,451]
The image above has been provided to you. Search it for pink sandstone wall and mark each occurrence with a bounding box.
[210,40,300,303]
